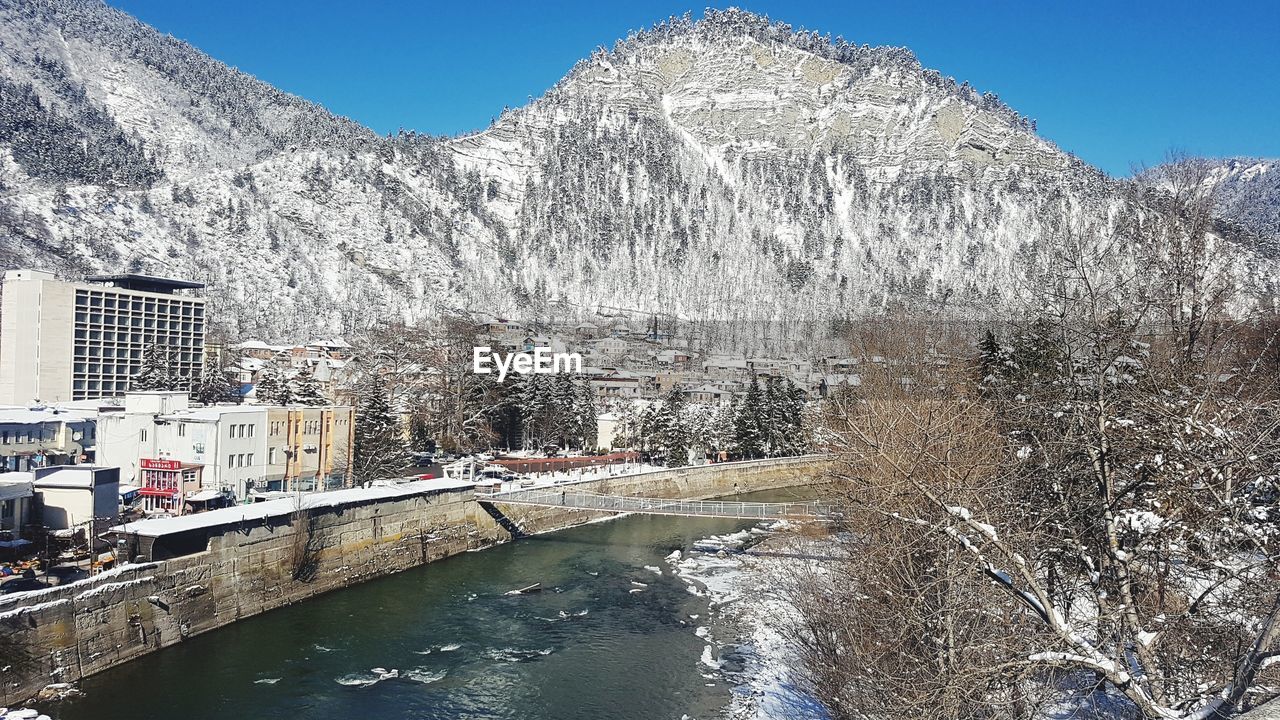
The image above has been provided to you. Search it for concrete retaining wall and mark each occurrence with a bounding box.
[0,455,830,705]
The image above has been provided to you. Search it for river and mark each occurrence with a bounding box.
[37,487,818,720]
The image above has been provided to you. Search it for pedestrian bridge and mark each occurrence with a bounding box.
[476,487,836,521]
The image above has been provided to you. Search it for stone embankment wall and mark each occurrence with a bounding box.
[0,455,830,705]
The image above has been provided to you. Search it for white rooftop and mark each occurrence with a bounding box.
[110,478,476,538]
[0,473,34,502]
[0,406,96,424]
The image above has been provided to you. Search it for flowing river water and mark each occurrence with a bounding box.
[37,487,818,720]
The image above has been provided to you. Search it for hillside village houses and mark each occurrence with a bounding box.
[0,267,860,536]
[233,338,352,401]
[468,313,858,412]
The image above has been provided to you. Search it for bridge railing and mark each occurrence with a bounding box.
[479,487,835,520]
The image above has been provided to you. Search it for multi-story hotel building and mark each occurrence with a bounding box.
[0,269,206,404]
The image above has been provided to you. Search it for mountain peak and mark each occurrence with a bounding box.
[575,7,1037,137]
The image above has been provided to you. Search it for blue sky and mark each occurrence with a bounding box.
[110,0,1278,176]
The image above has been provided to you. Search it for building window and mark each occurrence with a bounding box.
[269,447,276,464]
[228,454,234,468]
[248,424,254,438]
[140,429,147,442]
[247,453,254,465]
[178,423,186,437]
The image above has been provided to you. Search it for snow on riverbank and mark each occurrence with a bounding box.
[672,523,829,720]
[1,709,53,720]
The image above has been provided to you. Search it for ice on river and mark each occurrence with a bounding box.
[485,647,555,663]
[678,524,828,720]
[335,667,400,687]
[334,665,448,687]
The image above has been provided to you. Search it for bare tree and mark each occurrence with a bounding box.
[785,198,1280,718]
[350,316,510,453]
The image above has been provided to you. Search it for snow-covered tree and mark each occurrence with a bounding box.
[733,376,766,459]
[254,362,293,406]
[645,389,690,466]
[291,371,329,406]
[131,343,185,392]
[191,356,240,405]
[792,199,1280,719]
[762,375,806,456]
[349,377,411,484]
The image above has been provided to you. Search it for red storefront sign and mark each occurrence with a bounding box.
[141,458,182,471]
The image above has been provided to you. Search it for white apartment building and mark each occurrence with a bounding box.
[0,269,206,405]
[95,392,354,505]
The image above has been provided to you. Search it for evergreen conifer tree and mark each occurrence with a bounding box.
[656,389,690,466]
[131,343,177,391]
[291,371,329,406]
[192,356,240,405]
[351,378,412,484]
[733,375,766,459]
[254,362,293,406]
[573,376,598,450]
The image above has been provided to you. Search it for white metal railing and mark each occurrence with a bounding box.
[477,487,835,521]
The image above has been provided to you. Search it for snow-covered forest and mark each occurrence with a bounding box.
[2,3,1276,347]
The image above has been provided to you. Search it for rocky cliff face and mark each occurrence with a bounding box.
[0,3,1273,341]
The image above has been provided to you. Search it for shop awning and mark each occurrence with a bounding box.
[139,487,180,498]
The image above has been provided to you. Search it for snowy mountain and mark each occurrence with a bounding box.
[1205,158,1279,256]
[0,3,1274,341]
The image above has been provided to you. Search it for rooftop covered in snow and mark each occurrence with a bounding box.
[109,478,476,538]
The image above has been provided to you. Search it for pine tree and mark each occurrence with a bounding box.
[768,376,807,456]
[576,378,598,450]
[131,343,178,391]
[734,376,766,459]
[655,389,690,466]
[351,378,412,484]
[254,362,293,405]
[291,371,329,406]
[192,356,240,405]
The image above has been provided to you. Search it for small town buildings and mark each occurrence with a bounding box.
[136,458,204,515]
[596,337,628,356]
[654,371,685,395]
[654,348,692,368]
[590,370,644,401]
[0,405,98,471]
[31,465,120,532]
[96,391,354,504]
[596,412,621,449]
[702,355,750,379]
[683,384,734,407]
[237,340,293,361]
[818,373,863,397]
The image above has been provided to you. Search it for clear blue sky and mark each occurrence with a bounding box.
[109,0,1278,176]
